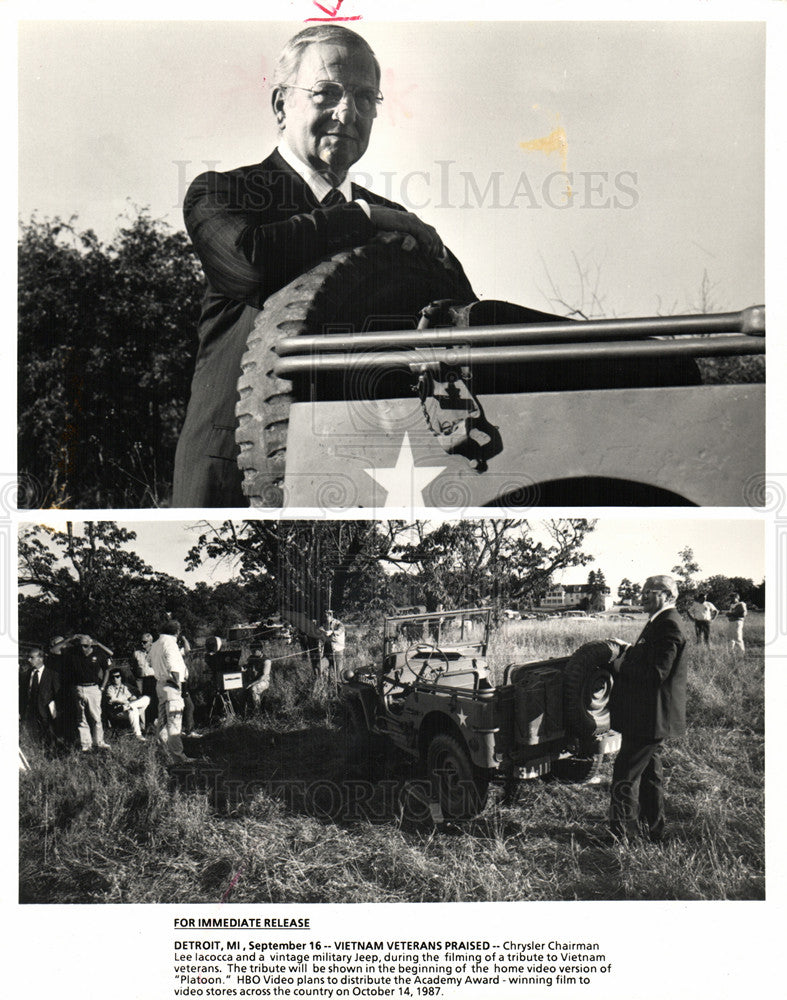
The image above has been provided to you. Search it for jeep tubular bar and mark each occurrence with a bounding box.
[271,305,765,376]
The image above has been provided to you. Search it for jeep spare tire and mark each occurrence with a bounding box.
[235,243,476,507]
[563,640,619,737]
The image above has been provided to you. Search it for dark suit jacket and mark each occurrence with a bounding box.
[609,607,688,740]
[20,666,60,729]
[173,149,415,507]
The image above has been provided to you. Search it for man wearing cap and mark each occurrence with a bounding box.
[59,634,113,751]
[608,574,688,843]
[173,23,467,507]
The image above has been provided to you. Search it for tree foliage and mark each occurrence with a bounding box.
[17,522,284,655]
[586,568,607,595]
[671,546,702,608]
[387,519,595,613]
[186,520,396,623]
[186,518,596,619]
[693,575,764,610]
[18,522,189,652]
[617,577,641,603]
[18,519,598,655]
[18,210,204,508]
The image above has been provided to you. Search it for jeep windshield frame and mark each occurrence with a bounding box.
[382,608,492,662]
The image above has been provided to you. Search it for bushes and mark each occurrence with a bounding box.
[18,212,204,508]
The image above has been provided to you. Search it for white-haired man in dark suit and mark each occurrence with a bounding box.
[609,574,688,843]
[174,24,467,506]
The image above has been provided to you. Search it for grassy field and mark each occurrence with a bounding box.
[19,613,764,903]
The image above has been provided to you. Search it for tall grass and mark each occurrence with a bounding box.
[19,614,763,902]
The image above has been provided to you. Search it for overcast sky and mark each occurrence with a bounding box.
[18,17,764,317]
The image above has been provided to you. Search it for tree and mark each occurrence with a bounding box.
[672,546,701,609]
[390,519,595,616]
[587,568,607,595]
[18,210,204,508]
[585,568,608,611]
[186,520,397,624]
[617,577,641,603]
[18,522,189,652]
[695,575,762,610]
[186,519,596,621]
[179,580,278,639]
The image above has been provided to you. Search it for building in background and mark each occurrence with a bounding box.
[539,583,613,613]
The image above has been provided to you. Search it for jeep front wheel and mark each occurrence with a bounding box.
[426,733,489,820]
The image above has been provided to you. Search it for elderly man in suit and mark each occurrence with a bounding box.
[608,574,688,843]
[20,646,61,746]
[174,24,463,507]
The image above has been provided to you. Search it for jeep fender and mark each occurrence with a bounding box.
[416,710,496,771]
[343,685,378,732]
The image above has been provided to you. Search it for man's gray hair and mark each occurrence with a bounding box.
[648,574,678,600]
[160,619,180,636]
[274,25,380,88]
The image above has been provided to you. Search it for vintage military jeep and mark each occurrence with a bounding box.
[340,607,622,819]
[236,244,765,508]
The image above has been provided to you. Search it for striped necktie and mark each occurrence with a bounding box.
[321,188,346,208]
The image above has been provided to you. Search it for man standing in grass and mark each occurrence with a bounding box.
[20,646,60,747]
[321,611,346,679]
[727,593,747,654]
[688,592,718,645]
[58,634,113,752]
[133,632,158,731]
[608,574,688,843]
[149,621,189,765]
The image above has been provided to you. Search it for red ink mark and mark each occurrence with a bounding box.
[305,0,362,22]
[221,870,243,903]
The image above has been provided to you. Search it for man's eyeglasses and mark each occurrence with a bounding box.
[285,81,383,118]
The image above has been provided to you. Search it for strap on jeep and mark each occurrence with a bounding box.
[414,302,503,470]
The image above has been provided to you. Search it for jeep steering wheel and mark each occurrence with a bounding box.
[405,642,450,682]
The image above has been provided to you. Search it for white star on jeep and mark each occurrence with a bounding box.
[364,433,445,507]
[456,709,468,727]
